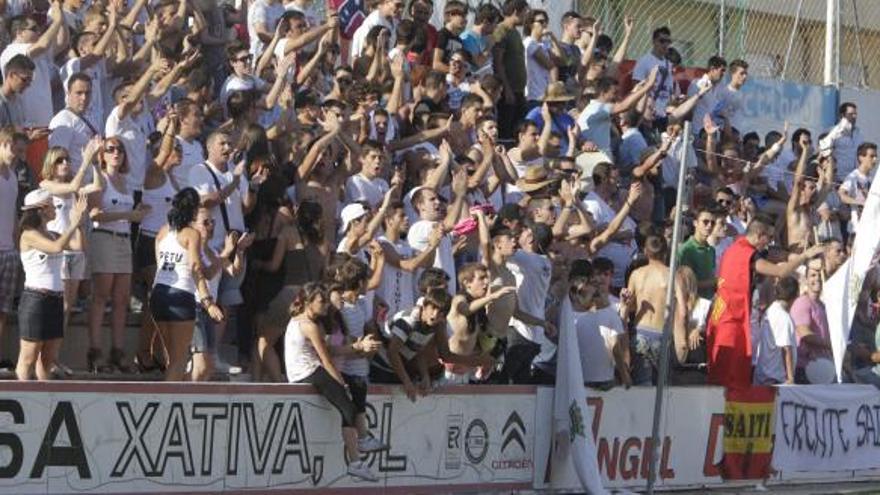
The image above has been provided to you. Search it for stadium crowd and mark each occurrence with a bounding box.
[0,0,877,480]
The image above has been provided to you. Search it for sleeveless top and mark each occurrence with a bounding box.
[283,234,323,286]
[21,248,63,292]
[249,213,283,309]
[285,318,322,382]
[93,175,134,233]
[140,174,176,235]
[153,230,196,294]
[47,193,72,235]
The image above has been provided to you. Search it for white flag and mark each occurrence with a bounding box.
[551,296,607,494]
[823,168,880,381]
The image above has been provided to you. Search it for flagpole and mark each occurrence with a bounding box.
[646,121,692,494]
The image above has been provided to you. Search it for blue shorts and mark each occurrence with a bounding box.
[150,284,196,322]
[191,307,216,353]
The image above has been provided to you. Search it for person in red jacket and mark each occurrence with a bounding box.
[707,214,823,389]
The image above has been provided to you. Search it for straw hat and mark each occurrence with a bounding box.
[541,82,575,103]
[516,166,558,193]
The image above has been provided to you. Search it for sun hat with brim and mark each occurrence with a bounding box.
[541,81,575,103]
[339,203,369,235]
[21,189,52,210]
[516,166,558,193]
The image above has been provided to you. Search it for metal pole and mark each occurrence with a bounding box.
[646,121,692,494]
[718,0,726,57]
[851,0,868,87]
[782,0,804,80]
[824,0,835,85]
[835,0,840,86]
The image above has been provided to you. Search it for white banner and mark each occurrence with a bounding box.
[773,384,880,473]
[534,386,726,490]
[0,382,536,494]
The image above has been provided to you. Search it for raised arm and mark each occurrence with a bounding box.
[589,182,641,254]
[117,62,159,120]
[29,1,64,58]
[612,67,657,115]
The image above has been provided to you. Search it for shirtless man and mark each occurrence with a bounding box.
[296,101,360,251]
[446,263,514,383]
[786,145,833,252]
[626,235,670,385]
[475,210,556,383]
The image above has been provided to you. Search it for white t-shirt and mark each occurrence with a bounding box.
[377,235,416,319]
[577,100,614,156]
[174,136,205,188]
[715,84,745,132]
[48,108,95,174]
[687,75,719,135]
[408,219,456,295]
[508,251,554,362]
[0,43,54,126]
[523,36,550,101]
[755,300,797,385]
[575,306,624,383]
[350,10,395,62]
[189,161,249,251]
[632,52,674,119]
[345,174,389,209]
[105,105,151,191]
[582,191,637,288]
[248,0,286,61]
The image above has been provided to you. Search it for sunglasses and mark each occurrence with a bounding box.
[55,156,70,164]
[233,55,252,63]
[104,145,125,154]
[658,38,672,44]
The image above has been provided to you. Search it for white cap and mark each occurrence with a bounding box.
[21,188,52,210]
[339,203,369,235]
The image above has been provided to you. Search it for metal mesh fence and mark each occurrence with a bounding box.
[575,0,880,90]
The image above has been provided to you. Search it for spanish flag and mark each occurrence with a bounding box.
[706,236,757,390]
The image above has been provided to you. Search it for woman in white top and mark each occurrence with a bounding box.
[151,188,225,381]
[86,136,151,373]
[38,139,102,334]
[191,206,249,381]
[284,282,380,482]
[16,189,87,380]
[134,117,183,373]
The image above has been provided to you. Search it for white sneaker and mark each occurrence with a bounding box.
[347,460,378,482]
[357,436,389,453]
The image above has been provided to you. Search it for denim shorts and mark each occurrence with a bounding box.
[191,307,216,353]
[18,289,64,341]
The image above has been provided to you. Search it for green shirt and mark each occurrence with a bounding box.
[492,23,526,94]
[677,236,716,299]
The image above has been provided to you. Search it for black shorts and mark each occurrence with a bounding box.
[134,233,156,272]
[150,284,196,322]
[18,289,64,341]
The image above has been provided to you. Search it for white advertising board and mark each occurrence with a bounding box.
[533,386,726,490]
[0,382,536,494]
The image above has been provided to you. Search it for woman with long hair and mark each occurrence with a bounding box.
[284,283,381,482]
[86,136,151,372]
[151,188,225,381]
[251,199,325,381]
[16,190,87,380]
[38,140,102,340]
[134,118,184,372]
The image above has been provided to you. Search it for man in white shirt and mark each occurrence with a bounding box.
[820,102,865,181]
[0,4,66,127]
[0,129,18,367]
[49,72,98,174]
[408,171,468,296]
[582,163,637,289]
[189,131,259,372]
[617,110,647,174]
[755,277,798,385]
[173,99,205,188]
[714,59,749,134]
[577,73,655,156]
[248,0,286,63]
[105,62,159,194]
[688,55,726,135]
[350,0,398,61]
[0,55,32,129]
[631,26,674,128]
[345,140,390,208]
